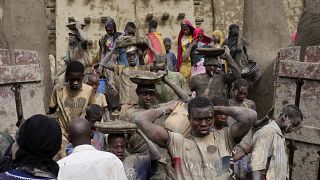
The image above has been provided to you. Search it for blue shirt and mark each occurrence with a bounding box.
[118,48,129,66]
[166,51,177,72]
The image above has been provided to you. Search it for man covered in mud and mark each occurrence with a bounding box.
[117,22,138,66]
[98,43,149,112]
[152,55,191,103]
[189,46,240,99]
[229,78,256,110]
[119,74,189,180]
[134,96,256,180]
[228,78,256,179]
[251,104,303,180]
[48,61,96,158]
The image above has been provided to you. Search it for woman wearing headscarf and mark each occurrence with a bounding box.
[183,28,212,76]
[0,114,62,179]
[211,30,228,73]
[212,30,224,48]
[98,17,123,61]
[177,19,196,78]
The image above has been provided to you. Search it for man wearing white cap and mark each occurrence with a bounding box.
[98,43,150,111]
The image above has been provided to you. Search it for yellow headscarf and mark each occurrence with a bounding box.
[213,30,224,46]
[213,30,227,73]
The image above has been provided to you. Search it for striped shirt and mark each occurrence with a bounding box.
[251,121,288,180]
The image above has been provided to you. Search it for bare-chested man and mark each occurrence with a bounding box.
[229,78,256,109]
[189,46,240,99]
[135,96,256,180]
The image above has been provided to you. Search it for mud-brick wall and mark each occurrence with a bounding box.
[133,0,196,52]
[213,0,244,37]
[45,0,56,57]
[284,0,304,35]
[193,0,214,35]
[0,0,3,20]
[211,0,304,44]
[52,0,305,70]
[45,0,57,77]
[55,0,196,71]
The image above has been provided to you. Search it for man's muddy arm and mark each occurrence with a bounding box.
[253,117,269,128]
[137,129,161,160]
[224,54,241,80]
[253,108,273,128]
[163,75,189,102]
[214,106,256,143]
[233,144,252,161]
[103,107,111,122]
[221,46,241,82]
[242,38,249,59]
[98,46,116,72]
[134,106,174,148]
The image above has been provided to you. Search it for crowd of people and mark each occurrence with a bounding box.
[0,18,304,180]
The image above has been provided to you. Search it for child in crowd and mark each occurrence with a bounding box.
[86,74,110,121]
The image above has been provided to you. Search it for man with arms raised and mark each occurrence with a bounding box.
[135,96,256,179]
[119,74,189,180]
[189,47,240,99]
[152,55,191,103]
[99,43,149,111]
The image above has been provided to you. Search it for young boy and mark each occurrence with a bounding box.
[48,61,96,158]
[108,130,160,180]
[163,38,177,72]
[86,74,110,121]
[66,104,106,155]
